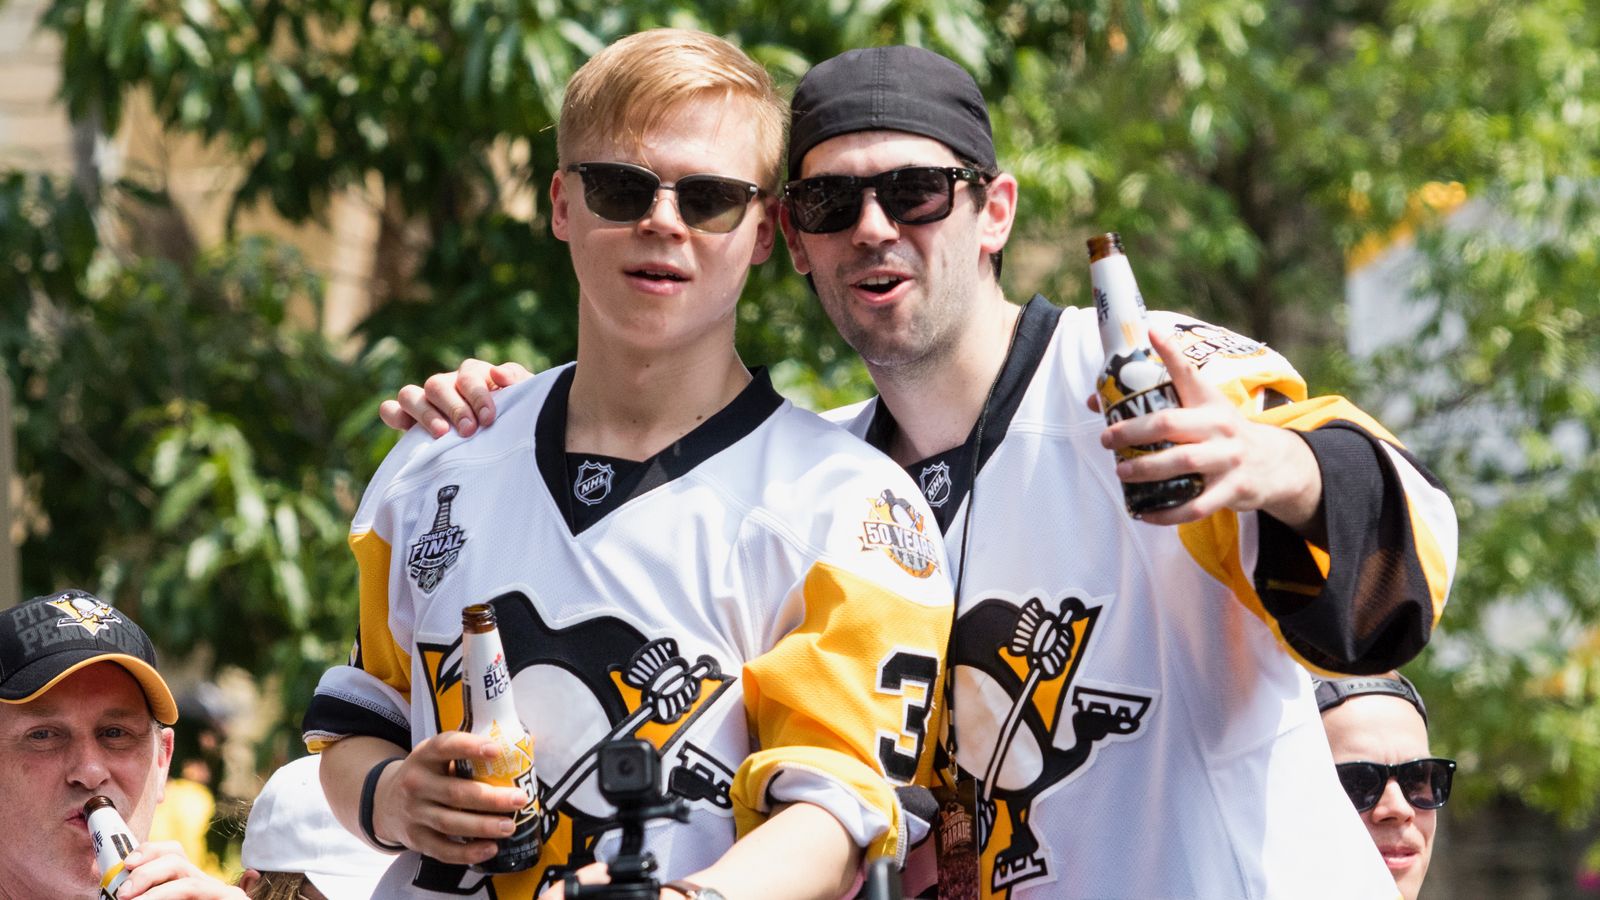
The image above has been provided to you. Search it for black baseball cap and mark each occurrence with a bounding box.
[0,589,179,724]
[1313,673,1428,726]
[788,45,997,177]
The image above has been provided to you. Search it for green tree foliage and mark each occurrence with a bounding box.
[5,0,1598,824]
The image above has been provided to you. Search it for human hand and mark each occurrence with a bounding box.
[1096,328,1322,530]
[372,730,535,865]
[111,842,247,899]
[379,358,532,437]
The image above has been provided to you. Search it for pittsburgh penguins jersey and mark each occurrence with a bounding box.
[304,365,953,898]
[828,296,1455,900]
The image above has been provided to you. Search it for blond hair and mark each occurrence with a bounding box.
[558,29,787,192]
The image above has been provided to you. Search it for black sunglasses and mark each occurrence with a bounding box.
[566,162,762,234]
[782,166,986,234]
[1335,757,1456,813]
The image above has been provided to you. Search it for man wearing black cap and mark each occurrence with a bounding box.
[0,589,245,899]
[383,42,1457,899]
[778,45,1454,899]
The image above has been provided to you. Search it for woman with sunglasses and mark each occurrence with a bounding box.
[1317,673,1455,900]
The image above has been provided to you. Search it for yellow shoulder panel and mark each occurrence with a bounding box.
[349,529,412,699]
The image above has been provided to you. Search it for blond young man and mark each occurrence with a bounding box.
[306,31,953,900]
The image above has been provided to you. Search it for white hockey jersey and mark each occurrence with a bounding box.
[829,296,1456,900]
[305,366,953,898]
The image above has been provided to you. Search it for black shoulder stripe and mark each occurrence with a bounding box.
[302,693,412,750]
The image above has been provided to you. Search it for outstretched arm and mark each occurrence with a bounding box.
[1098,324,1455,674]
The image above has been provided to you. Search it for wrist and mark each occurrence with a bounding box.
[1261,425,1323,532]
[360,755,408,853]
[664,879,727,900]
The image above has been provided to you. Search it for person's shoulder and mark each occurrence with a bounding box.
[364,364,566,502]
[819,396,877,438]
[738,405,927,516]
[1145,311,1293,379]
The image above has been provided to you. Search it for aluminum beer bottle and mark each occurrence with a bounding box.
[458,603,542,873]
[1088,232,1205,515]
[84,796,137,900]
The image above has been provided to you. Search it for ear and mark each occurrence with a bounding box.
[977,172,1018,262]
[550,169,572,242]
[778,201,813,274]
[748,196,779,266]
[238,869,262,892]
[154,725,175,804]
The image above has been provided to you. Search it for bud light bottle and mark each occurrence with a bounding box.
[457,603,542,872]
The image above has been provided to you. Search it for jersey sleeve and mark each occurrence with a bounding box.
[302,428,430,752]
[730,479,953,865]
[1158,314,1456,676]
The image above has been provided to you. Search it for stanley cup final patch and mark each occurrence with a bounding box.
[573,461,615,506]
[409,485,467,594]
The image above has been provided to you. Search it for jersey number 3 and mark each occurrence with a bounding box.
[876,649,940,782]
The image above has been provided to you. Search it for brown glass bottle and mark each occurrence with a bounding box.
[458,603,542,873]
[1088,233,1205,515]
[85,796,137,899]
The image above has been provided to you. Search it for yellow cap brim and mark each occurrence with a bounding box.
[0,653,179,725]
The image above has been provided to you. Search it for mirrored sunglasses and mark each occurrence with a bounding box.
[566,162,762,234]
[782,166,985,234]
[1335,757,1456,813]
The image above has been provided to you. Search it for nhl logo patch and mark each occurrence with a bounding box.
[919,462,953,508]
[573,461,614,507]
[408,485,467,594]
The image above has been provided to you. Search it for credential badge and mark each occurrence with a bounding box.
[919,461,953,508]
[573,461,614,507]
[408,485,467,593]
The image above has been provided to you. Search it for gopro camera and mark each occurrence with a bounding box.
[598,739,661,806]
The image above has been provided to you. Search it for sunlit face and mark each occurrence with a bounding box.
[551,95,777,358]
[1322,695,1436,900]
[783,131,1008,378]
[0,663,172,900]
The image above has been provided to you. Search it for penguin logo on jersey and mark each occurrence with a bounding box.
[919,462,954,508]
[860,490,940,579]
[413,590,737,897]
[951,594,1156,898]
[573,461,615,506]
[408,485,467,593]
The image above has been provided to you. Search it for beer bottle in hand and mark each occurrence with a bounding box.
[458,603,542,873]
[1088,232,1205,515]
[84,796,137,899]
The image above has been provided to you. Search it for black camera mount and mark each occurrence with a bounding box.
[565,739,690,899]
